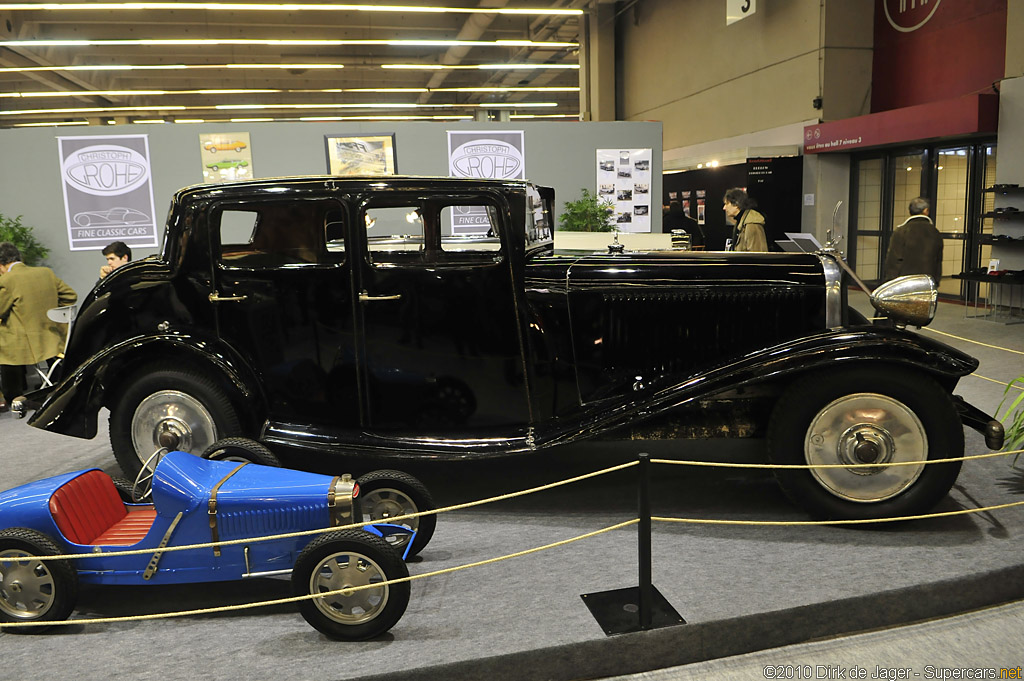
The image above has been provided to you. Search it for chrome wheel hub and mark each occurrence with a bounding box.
[361,488,418,550]
[805,393,927,503]
[310,552,387,624]
[131,390,217,467]
[0,550,54,619]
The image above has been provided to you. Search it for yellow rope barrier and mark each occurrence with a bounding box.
[920,326,1024,356]
[0,520,639,628]
[653,498,1024,526]
[651,447,1024,470]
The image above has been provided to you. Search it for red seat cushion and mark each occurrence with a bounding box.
[49,470,154,546]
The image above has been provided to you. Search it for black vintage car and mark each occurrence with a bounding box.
[24,176,1003,519]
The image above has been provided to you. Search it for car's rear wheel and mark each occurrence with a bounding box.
[109,365,241,479]
[767,366,963,520]
[201,437,281,467]
[357,470,436,558]
[292,530,409,641]
[0,528,78,633]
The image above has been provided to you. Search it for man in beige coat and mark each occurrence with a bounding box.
[0,242,78,408]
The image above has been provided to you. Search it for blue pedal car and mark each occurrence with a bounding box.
[0,446,434,640]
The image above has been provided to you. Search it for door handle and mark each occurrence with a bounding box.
[359,291,402,303]
[209,291,248,303]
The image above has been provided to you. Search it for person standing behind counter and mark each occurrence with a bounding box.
[723,188,768,252]
[0,242,78,405]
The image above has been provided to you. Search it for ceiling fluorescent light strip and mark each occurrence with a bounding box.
[0,3,583,16]
[1,102,563,116]
[2,86,578,98]
[0,38,578,48]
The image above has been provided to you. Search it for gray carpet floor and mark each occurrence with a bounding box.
[0,296,1022,681]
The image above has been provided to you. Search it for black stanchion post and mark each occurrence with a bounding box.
[638,452,653,630]
[580,452,685,636]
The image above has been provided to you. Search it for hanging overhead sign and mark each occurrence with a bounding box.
[726,0,756,25]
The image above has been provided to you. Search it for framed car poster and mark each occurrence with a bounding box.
[57,134,159,251]
[199,132,254,183]
[325,133,397,176]
[447,130,526,235]
[596,148,652,232]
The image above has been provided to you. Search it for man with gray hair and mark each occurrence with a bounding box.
[882,196,943,285]
[0,241,78,409]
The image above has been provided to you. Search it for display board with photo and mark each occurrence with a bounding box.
[199,132,254,184]
[596,148,652,232]
[325,134,396,176]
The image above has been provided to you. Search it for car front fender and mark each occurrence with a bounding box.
[28,334,263,439]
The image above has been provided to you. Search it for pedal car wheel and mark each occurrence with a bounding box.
[110,476,138,503]
[767,365,963,520]
[357,470,436,558]
[201,437,281,467]
[292,530,409,641]
[109,365,241,478]
[0,528,78,633]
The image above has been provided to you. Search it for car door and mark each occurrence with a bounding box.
[207,196,360,426]
[352,192,530,434]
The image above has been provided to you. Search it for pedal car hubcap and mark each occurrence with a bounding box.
[361,488,418,550]
[310,551,388,624]
[804,393,927,503]
[131,390,217,463]
[0,550,55,619]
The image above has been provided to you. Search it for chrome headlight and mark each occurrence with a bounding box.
[869,275,938,327]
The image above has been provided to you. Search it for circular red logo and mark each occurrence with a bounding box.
[883,0,941,33]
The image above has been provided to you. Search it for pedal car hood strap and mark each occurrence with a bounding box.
[208,462,248,557]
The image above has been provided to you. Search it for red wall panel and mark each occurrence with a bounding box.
[872,0,1006,112]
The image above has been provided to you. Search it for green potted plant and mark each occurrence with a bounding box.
[998,377,1024,465]
[0,213,49,265]
[558,188,615,232]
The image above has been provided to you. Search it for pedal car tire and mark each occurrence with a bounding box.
[356,470,436,558]
[201,437,281,467]
[0,528,78,632]
[292,530,410,641]
[110,476,138,503]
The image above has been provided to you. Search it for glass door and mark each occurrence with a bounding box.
[933,146,970,296]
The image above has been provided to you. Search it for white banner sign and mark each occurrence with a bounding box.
[57,135,159,251]
[727,0,756,25]
[447,130,526,235]
[596,148,652,233]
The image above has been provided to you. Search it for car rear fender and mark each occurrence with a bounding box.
[27,335,264,440]
[0,470,97,547]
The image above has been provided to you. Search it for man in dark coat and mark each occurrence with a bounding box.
[883,197,942,285]
[663,200,704,248]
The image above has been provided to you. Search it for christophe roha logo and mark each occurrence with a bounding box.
[62,144,150,196]
[884,0,942,33]
[450,139,523,179]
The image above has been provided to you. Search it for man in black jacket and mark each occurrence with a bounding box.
[663,200,704,248]
[883,197,942,285]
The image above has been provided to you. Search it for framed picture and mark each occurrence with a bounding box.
[324,134,397,176]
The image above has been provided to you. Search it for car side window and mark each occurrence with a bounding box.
[325,208,346,257]
[364,206,425,263]
[216,201,330,267]
[440,204,502,253]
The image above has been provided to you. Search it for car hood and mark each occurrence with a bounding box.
[152,451,340,538]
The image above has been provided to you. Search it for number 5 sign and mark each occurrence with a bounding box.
[726,0,756,25]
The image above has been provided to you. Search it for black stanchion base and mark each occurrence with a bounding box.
[581,586,686,636]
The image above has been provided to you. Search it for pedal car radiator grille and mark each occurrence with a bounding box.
[217,504,324,539]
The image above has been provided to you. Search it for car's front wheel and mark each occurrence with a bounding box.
[0,528,78,633]
[767,366,963,520]
[357,470,436,559]
[292,530,410,641]
[109,365,241,479]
